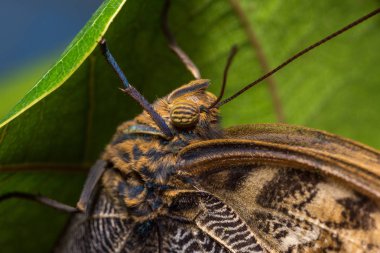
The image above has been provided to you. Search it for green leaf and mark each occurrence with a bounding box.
[1,0,379,252]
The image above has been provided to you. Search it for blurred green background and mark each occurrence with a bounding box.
[0,0,102,118]
[0,0,379,252]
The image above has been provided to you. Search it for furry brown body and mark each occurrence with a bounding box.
[55,80,380,252]
[101,80,221,222]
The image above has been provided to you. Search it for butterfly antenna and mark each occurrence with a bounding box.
[216,7,380,108]
[99,39,173,139]
[162,0,201,79]
[209,45,238,109]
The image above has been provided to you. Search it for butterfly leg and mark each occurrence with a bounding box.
[76,160,107,213]
[161,0,201,79]
[155,221,164,253]
[0,160,106,214]
[0,192,77,213]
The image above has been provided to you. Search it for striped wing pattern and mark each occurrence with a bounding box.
[54,191,135,253]
[161,219,229,253]
[195,195,266,253]
[56,190,259,252]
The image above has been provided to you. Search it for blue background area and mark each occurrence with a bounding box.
[0,0,103,79]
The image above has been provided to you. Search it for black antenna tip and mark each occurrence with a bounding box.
[99,38,107,53]
[208,44,239,109]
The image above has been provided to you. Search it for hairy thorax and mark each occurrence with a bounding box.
[100,80,221,222]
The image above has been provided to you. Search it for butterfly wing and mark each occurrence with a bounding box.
[55,189,251,253]
[178,124,380,252]
[54,190,159,253]
[179,124,380,200]
[226,123,380,179]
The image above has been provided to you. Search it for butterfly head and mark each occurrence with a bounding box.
[165,79,220,132]
[131,79,221,140]
[131,79,220,136]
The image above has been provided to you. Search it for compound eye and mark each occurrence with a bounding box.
[170,101,200,128]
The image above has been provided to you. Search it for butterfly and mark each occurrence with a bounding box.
[1,1,380,253]
[52,2,380,253]
[54,77,380,252]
